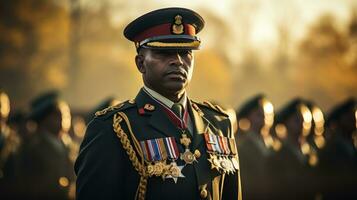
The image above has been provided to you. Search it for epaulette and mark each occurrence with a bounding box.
[192,100,229,117]
[95,99,136,119]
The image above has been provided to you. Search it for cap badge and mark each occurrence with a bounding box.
[172,15,184,35]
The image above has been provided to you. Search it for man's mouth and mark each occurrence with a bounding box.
[166,70,187,80]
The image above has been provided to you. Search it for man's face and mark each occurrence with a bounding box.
[136,48,194,96]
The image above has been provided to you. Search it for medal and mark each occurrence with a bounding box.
[153,161,165,176]
[146,163,155,176]
[181,149,196,164]
[208,154,220,171]
[231,156,240,170]
[163,137,185,183]
[204,132,240,174]
[219,157,229,173]
[223,157,234,174]
[180,133,197,165]
[140,138,169,177]
[165,161,185,183]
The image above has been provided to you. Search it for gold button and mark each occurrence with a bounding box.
[200,188,208,198]
[194,149,201,158]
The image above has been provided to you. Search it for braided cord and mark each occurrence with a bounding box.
[113,112,148,200]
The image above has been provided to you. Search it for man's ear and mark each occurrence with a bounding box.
[135,54,146,73]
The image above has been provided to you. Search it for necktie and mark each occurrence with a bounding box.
[171,103,183,119]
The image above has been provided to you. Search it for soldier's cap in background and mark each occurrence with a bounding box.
[236,94,266,119]
[28,90,60,122]
[275,98,306,124]
[326,97,356,126]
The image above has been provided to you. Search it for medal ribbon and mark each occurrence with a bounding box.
[164,137,180,160]
[229,138,237,155]
[217,136,228,155]
[149,139,161,161]
[140,141,150,161]
[203,133,213,151]
[221,136,231,155]
[140,139,167,162]
[156,138,168,160]
[209,134,223,154]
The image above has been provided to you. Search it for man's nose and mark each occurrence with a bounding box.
[169,52,184,66]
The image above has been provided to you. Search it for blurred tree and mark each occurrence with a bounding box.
[345,8,357,69]
[299,14,348,67]
[295,13,357,109]
[0,0,69,107]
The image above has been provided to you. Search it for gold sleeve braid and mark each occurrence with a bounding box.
[112,112,148,200]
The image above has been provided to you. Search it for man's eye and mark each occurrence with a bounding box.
[154,50,171,56]
[179,50,192,56]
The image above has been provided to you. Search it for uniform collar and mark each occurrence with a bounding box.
[143,86,187,109]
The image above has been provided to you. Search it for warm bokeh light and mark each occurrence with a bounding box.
[59,176,69,187]
[275,123,287,139]
[314,135,326,149]
[238,118,250,132]
[312,106,325,136]
[262,98,274,126]
[301,142,311,155]
[0,92,10,119]
[73,116,86,139]
[301,104,312,137]
[59,100,71,133]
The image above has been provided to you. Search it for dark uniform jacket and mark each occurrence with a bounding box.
[75,89,241,200]
[237,132,273,200]
[0,126,21,199]
[20,131,74,200]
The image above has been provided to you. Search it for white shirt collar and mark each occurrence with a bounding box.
[143,86,187,109]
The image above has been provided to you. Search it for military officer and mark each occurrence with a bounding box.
[269,98,316,199]
[75,7,241,200]
[235,94,278,199]
[20,91,75,200]
[318,98,357,199]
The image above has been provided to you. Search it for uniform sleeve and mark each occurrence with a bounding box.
[74,119,125,200]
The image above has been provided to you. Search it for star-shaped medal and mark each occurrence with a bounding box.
[166,162,185,183]
[208,154,220,171]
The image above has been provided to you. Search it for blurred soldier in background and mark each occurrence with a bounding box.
[318,98,357,199]
[235,94,279,199]
[304,100,326,199]
[0,90,21,199]
[270,98,315,199]
[20,91,75,200]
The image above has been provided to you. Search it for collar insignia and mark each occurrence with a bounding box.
[144,103,155,111]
